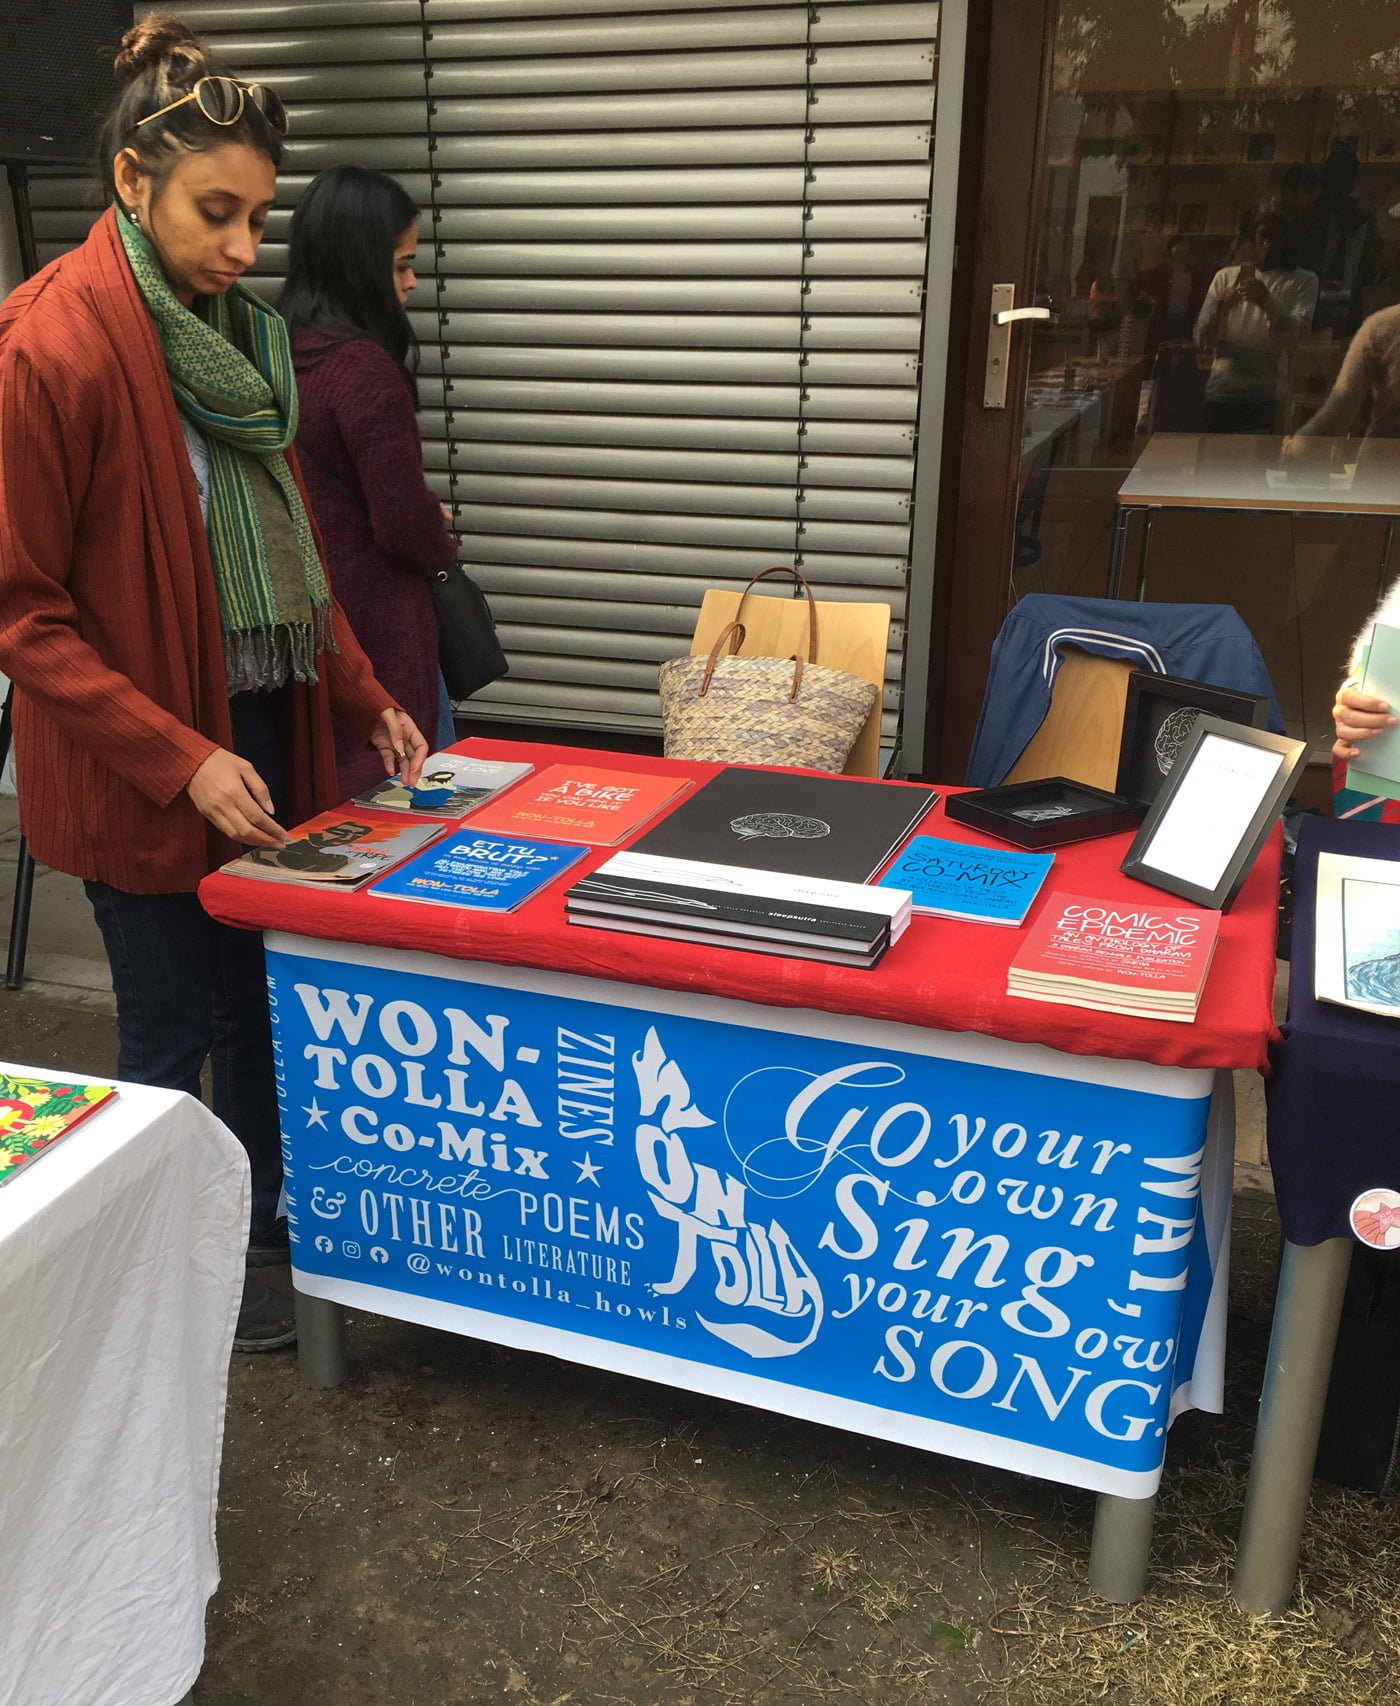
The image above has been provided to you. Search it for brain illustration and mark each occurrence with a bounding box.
[1153,705,1205,776]
[730,812,831,842]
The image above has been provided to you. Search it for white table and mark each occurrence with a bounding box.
[0,1070,249,1706]
[1108,433,1400,600]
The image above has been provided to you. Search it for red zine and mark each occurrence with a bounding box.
[462,765,691,847]
[1007,891,1221,1021]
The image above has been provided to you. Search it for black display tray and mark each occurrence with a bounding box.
[944,778,1146,850]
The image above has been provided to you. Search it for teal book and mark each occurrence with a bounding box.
[876,835,1054,927]
[1347,622,1400,801]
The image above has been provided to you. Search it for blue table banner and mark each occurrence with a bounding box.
[268,938,1221,1496]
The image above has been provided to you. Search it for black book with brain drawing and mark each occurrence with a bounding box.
[629,767,939,883]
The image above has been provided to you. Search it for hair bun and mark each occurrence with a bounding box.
[112,13,206,85]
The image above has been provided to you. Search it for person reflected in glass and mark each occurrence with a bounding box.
[1194,207,1318,434]
[1293,142,1382,343]
[1289,302,1400,444]
[1151,236,1204,343]
[279,166,460,799]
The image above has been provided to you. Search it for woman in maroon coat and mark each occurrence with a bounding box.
[280,166,458,798]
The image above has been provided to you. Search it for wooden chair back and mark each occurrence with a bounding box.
[1004,646,1133,792]
[688,587,891,776]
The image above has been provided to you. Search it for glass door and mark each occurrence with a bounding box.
[1011,0,1400,750]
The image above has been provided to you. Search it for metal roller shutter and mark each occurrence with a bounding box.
[30,0,946,753]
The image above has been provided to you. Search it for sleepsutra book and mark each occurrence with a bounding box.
[568,851,911,948]
[628,768,938,882]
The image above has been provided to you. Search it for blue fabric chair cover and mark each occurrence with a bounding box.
[965,594,1285,789]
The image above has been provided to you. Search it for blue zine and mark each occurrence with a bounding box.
[878,835,1054,925]
[372,831,585,911]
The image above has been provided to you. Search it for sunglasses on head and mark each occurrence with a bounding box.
[135,75,289,137]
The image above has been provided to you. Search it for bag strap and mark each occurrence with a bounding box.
[295,440,366,514]
[734,565,820,664]
[699,619,804,703]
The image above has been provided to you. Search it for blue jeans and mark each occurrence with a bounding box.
[84,691,286,1244]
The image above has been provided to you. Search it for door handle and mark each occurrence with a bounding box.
[984,284,1056,408]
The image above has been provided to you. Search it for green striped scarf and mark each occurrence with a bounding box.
[116,205,332,690]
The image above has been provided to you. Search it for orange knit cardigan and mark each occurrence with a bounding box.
[0,209,391,893]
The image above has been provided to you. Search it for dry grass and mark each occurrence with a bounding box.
[977,1447,1400,1706]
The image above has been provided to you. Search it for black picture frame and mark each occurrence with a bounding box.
[944,778,1145,850]
[1115,671,1271,807]
[1120,716,1308,911]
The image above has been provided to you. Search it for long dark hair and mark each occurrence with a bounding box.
[97,13,284,205]
[279,166,421,401]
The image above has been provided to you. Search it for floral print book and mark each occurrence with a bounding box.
[0,1073,117,1189]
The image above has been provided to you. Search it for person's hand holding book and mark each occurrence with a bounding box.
[1334,678,1398,762]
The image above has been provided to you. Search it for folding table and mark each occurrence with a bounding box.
[200,740,1284,1605]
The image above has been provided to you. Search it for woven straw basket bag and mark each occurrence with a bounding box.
[659,568,878,773]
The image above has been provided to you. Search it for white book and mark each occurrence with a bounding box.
[565,910,889,968]
[581,851,912,928]
[1314,850,1400,1019]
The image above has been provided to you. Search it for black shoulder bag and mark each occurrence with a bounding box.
[294,444,509,700]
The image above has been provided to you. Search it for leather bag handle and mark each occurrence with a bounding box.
[699,618,803,703]
[699,620,746,695]
[734,565,820,664]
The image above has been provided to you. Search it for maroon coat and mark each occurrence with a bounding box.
[292,331,457,797]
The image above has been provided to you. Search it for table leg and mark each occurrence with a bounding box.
[294,1287,348,1388]
[1232,1237,1353,1616]
[1379,515,1398,602]
[1135,508,1156,602]
[1088,1490,1157,1603]
[1107,505,1132,599]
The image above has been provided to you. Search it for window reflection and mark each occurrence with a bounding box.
[1017,0,1400,748]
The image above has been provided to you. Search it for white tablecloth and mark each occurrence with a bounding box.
[0,1068,248,1706]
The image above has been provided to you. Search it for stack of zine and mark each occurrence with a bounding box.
[1006,891,1221,1022]
[565,852,912,967]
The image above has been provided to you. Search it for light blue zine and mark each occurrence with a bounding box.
[371,831,585,911]
[1348,622,1400,799]
[269,942,1217,1490]
[877,835,1055,924]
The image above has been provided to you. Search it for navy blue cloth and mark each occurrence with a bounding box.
[84,690,287,1245]
[965,594,1285,788]
[435,670,457,752]
[1267,814,1400,1245]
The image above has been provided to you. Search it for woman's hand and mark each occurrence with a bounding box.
[1334,682,1398,761]
[187,749,286,848]
[1231,276,1271,310]
[369,707,429,785]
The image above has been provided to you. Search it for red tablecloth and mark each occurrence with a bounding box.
[198,738,1283,1073]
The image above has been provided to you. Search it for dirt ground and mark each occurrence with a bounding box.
[8,989,1400,1706]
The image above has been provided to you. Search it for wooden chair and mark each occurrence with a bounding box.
[688,582,891,777]
[1004,646,1134,792]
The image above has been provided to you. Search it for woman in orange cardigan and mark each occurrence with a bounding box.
[0,15,426,1348]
